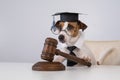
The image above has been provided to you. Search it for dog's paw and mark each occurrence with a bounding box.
[82,56,91,62]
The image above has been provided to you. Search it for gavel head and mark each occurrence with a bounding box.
[41,37,58,62]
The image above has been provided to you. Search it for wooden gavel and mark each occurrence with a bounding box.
[41,37,91,67]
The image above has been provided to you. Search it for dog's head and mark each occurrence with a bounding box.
[52,20,87,46]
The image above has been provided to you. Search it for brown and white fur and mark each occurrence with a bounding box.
[53,21,120,66]
[53,21,97,66]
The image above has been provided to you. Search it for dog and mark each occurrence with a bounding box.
[52,20,120,66]
[52,20,97,66]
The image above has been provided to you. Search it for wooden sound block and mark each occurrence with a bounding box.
[32,62,65,71]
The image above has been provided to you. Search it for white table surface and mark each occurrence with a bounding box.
[0,62,120,80]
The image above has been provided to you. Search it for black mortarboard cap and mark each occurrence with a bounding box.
[51,12,87,32]
[52,12,80,22]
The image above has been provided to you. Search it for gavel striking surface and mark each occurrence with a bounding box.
[32,62,65,71]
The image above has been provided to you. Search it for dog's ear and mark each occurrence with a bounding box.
[77,20,87,31]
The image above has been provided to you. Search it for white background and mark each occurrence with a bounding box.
[0,0,120,62]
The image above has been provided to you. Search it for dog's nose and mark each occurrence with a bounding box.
[58,35,64,41]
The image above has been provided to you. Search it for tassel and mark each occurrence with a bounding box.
[51,16,56,32]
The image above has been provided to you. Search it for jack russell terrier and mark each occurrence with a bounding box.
[51,12,119,66]
[52,20,97,66]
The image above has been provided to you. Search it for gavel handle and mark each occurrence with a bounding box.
[55,49,91,67]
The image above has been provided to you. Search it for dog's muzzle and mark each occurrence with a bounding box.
[58,35,65,43]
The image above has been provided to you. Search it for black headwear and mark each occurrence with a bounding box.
[53,12,80,22]
[51,12,85,31]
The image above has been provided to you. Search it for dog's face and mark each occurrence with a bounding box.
[52,21,87,46]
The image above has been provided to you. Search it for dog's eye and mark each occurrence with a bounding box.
[67,24,74,31]
[51,26,61,35]
[56,26,62,31]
